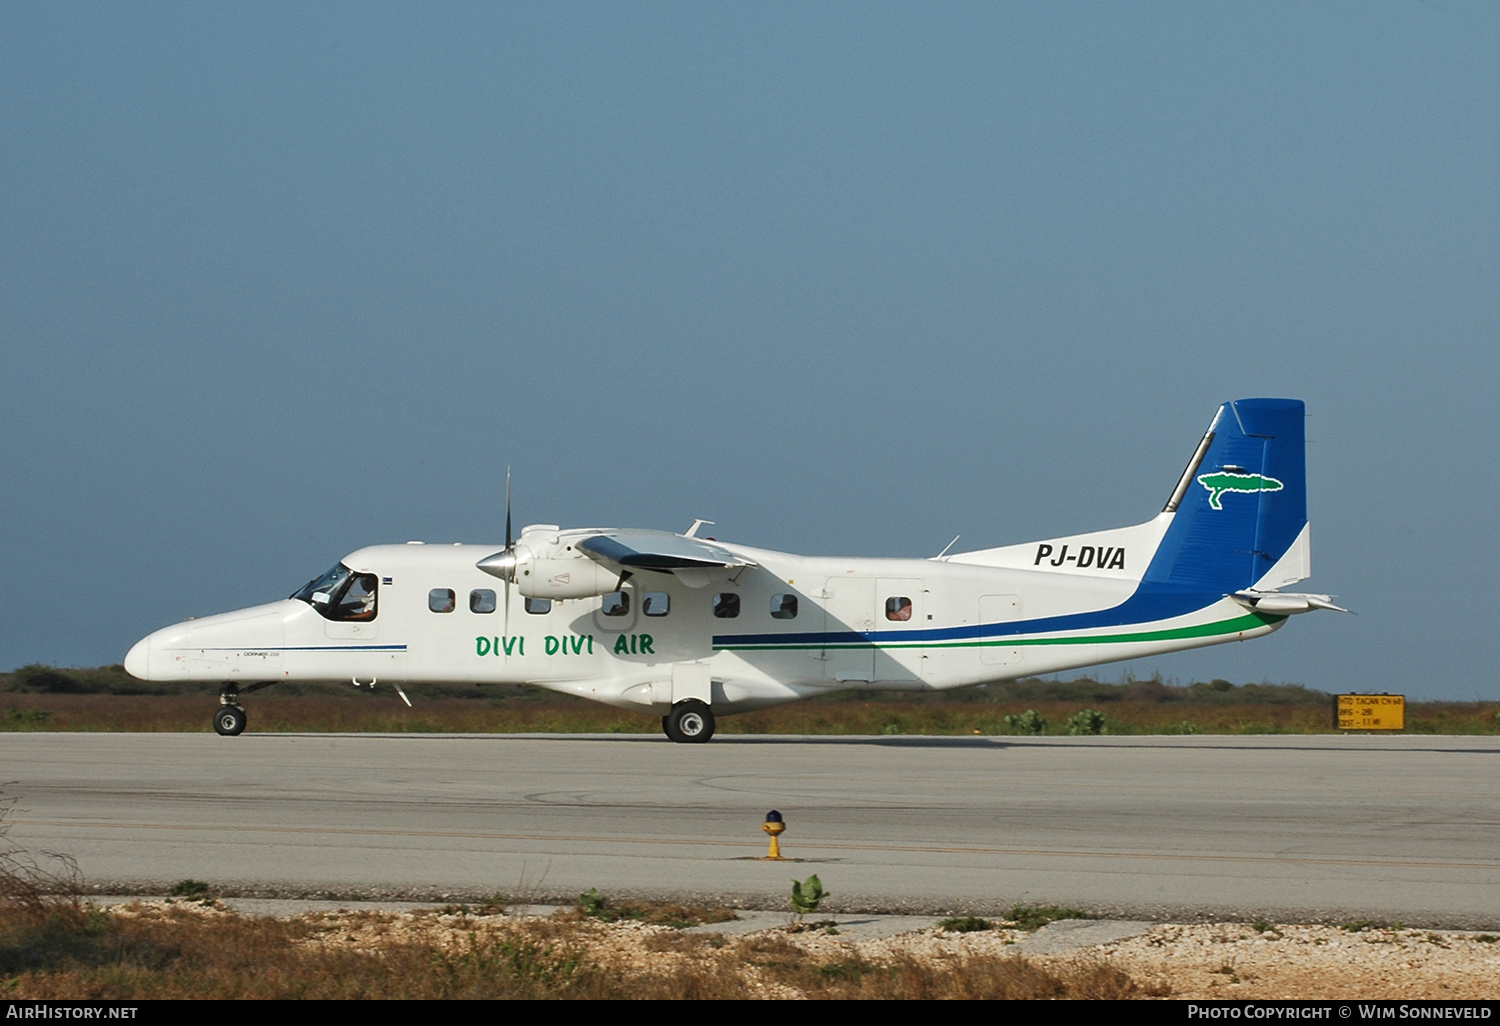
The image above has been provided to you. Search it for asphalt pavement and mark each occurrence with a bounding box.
[6,732,1498,928]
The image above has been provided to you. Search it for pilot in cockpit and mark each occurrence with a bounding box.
[344,575,378,620]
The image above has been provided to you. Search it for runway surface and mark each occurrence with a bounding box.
[4,733,1498,926]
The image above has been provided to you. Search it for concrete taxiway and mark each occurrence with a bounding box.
[4,733,1498,927]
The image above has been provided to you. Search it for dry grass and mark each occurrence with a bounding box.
[6,666,1495,736]
[0,903,1147,1000]
[3,691,1498,736]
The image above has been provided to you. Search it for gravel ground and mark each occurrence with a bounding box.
[1082,923,1500,1000]
[137,899,1499,1000]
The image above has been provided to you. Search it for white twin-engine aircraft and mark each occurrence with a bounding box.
[125,398,1344,742]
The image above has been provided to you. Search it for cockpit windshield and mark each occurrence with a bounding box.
[291,563,378,621]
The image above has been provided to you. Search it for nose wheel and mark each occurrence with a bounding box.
[214,704,247,736]
[212,681,271,737]
[663,700,715,744]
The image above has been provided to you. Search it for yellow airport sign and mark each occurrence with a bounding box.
[1337,694,1405,731]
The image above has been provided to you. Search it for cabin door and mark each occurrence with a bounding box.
[822,576,875,681]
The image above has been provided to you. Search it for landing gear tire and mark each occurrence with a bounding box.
[664,700,715,744]
[214,705,247,737]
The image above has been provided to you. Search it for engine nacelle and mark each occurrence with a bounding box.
[514,545,621,599]
[477,526,623,600]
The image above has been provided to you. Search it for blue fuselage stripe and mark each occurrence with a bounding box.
[185,645,408,652]
[713,582,1219,647]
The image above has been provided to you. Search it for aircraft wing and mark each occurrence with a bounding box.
[575,530,754,573]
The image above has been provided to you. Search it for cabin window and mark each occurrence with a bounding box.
[470,589,496,614]
[524,597,551,615]
[643,592,670,617]
[770,594,798,620]
[429,588,456,613]
[600,591,630,617]
[885,596,913,622]
[713,593,740,619]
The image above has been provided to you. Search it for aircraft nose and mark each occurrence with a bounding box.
[124,635,150,680]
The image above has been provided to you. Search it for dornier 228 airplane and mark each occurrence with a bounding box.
[124,398,1345,742]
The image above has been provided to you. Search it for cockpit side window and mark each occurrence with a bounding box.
[334,574,378,621]
[292,564,377,622]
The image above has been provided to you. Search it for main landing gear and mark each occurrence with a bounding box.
[213,682,275,736]
[662,700,715,744]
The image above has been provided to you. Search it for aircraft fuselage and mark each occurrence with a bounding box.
[125,530,1283,715]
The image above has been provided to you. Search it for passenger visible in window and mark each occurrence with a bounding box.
[713,593,740,619]
[601,591,630,617]
[430,589,456,613]
[643,592,670,617]
[885,596,913,622]
[770,594,797,620]
[470,589,496,614]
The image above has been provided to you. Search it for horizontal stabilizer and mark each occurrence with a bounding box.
[1231,590,1350,615]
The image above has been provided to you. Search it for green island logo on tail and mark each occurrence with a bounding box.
[1196,471,1284,510]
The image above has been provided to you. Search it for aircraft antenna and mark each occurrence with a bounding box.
[934,534,961,559]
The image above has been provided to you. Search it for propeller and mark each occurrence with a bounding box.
[503,467,512,639]
[474,469,521,645]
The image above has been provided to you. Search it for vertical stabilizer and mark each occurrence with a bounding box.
[1143,398,1307,594]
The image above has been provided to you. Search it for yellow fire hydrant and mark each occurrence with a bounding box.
[761,809,786,861]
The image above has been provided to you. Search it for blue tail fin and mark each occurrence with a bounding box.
[1143,399,1307,594]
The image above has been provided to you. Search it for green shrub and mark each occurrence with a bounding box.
[10,666,86,694]
[1,708,54,728]
[1064,709,1106,735]
[1003,709,1046,735]
[791,875,825,917]
[937,916,993,933]
[1008,905,1091,931]
[168,880,214,900]
[577,888,606,916]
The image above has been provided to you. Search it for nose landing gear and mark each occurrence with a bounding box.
[214,703,247,736]
[212,682,275,737]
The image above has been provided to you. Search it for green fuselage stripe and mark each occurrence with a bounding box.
[714,611,1284,652]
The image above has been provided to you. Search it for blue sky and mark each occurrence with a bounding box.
[2,3,1496,698]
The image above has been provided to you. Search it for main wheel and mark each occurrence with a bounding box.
[664,700,715,744]
[213,705,247,737]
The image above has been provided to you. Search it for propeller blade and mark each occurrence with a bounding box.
[504,467,513,638]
